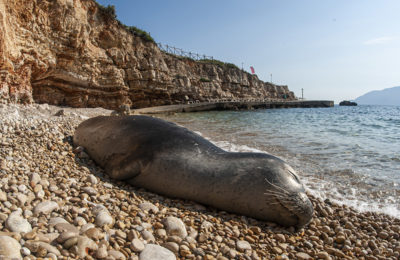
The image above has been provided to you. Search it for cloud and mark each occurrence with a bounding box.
[363,37,395,45]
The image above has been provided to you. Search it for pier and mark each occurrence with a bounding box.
[134,100,334,114]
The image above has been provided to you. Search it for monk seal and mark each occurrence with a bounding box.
[73,115,313,227]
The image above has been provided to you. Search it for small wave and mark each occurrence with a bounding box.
[194,131,203,136]
[304,141,324,147]
[361,123,384,129]
[303,177,400,219]
[391,157,400,162]
[326,128,349,135]
[213,140,266,153]
[385,118,400,125]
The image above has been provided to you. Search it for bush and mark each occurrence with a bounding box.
[225,63,239,69]
[97,4,116,20]
[200,78,211,82]
[199,59,224,67]
[94,1,155,43]
[123,25,155,43]
[162,52,195,62]
[198,59,240,70]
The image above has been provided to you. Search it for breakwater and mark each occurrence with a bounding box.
[135,100,334,114]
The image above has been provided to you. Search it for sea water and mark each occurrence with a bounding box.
[160,105,400,218]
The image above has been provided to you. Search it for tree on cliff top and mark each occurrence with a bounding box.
[97,4,116,20]
[95,1,155,43]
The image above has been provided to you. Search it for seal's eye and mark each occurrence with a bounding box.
[289,169,300,183]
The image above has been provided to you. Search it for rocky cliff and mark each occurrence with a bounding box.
[0,0,295,109]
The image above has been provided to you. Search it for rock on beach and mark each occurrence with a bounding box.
[163,216,188,239]
[0,235,22,258]
[140,244,176,260]
[33,201,59,216]
[93,207,114,227]
[5,210,32,233]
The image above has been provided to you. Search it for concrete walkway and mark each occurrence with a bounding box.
[134,100,334,114]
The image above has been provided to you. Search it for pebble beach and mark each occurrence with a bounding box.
[0,103,399,260]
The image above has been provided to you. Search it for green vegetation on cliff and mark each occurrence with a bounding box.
[200,77,211,82]
[199,59,240,70]
[122,25,155,43]
[95,2,155,43]
[97,4,117,20]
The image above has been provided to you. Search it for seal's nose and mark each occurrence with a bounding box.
[296,192,314,227]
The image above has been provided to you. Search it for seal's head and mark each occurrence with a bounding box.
[261,159,313,227]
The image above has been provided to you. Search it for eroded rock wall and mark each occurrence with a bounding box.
[0,0,295,109]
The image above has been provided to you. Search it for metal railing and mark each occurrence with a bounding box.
[157,43,213,61]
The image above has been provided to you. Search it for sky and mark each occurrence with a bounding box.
[97,0,400,103]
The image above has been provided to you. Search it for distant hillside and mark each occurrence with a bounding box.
[355,86,400,106]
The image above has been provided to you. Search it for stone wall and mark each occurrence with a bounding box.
[0,0,296,109]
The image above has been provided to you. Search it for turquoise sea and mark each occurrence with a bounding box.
[161,105,400,218]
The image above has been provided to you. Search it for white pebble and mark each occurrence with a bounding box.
[87,175,98,185]
[163,216,187,239]
[139,244,176,260]
[6,210,32,233]
[21,246,31,256]
[95,211,113,227]
[236,240,252,252]
[0,236,22,258]
[131,238,145,252]
[30,172,41,185]
[33,201,59,216]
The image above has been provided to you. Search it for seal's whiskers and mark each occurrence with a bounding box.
[264,178,290,194]
[263,190,289,198]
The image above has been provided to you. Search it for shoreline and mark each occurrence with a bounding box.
[0,103,399,259]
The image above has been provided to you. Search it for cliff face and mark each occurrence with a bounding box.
[0,0,295,109]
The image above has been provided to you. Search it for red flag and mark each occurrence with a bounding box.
[250,66,255,74]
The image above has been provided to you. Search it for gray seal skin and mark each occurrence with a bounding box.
[74,115,313,227]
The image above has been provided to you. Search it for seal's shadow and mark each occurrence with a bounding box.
[67,135,301,237]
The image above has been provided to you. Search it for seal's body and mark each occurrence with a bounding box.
[74,116,313,227]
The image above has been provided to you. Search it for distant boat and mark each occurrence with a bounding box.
[339,100,357,106]
[355,86,400,106]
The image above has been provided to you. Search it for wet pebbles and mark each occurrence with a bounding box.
[0,103,399,259]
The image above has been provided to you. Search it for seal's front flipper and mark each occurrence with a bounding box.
[104,153,143,181]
